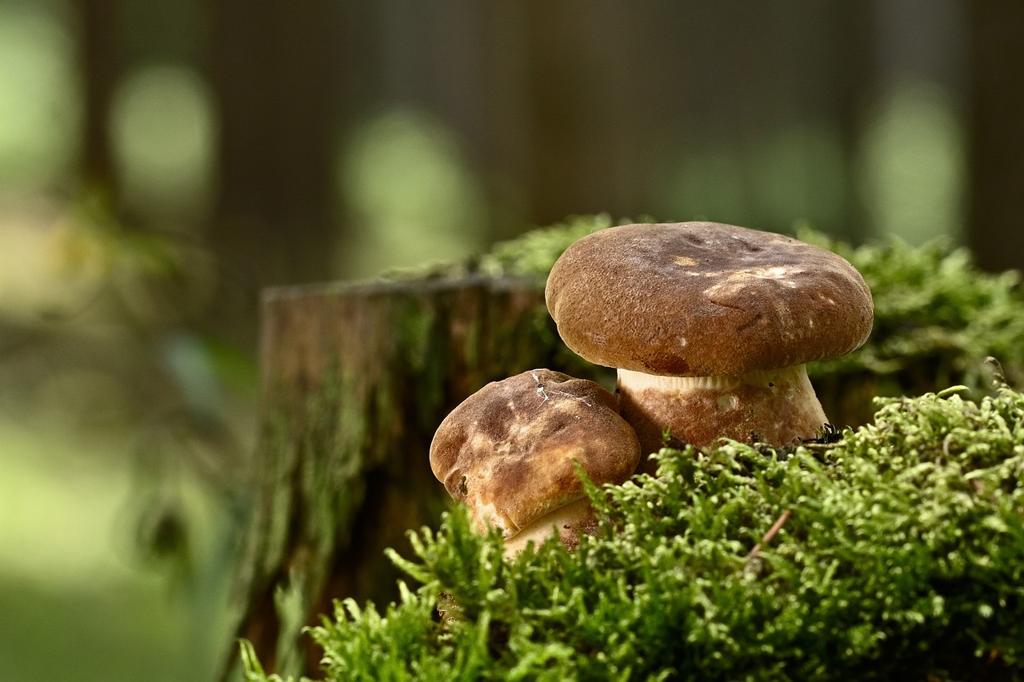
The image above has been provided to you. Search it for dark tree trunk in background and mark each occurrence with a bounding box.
[967,1,1024,272]
[207,0,342,348]
[77,0,120,199]
[223,277,580,679]
[478,3,533,239]
[528,0,660,225]
[832,0,873,243]
[523,1,611,225]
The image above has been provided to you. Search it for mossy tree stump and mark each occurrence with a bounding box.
[222,229,1021,677]
[226,276,601,678]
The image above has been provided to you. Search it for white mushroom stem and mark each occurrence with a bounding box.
[616,364,828,458]
[502,497,594,557]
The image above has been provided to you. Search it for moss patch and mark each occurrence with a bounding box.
[246,382,1024,681]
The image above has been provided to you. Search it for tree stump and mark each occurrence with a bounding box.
[225,276,603,678]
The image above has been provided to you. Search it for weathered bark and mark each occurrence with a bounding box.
[225,276,600,679]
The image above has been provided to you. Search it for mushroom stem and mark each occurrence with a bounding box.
[502,497,595,557]
[617,364,827,457]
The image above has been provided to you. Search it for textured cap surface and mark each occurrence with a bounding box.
[545,222,873,376]
[429,369,640,536]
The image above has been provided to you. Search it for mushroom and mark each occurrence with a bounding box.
[545,222,873,456]
[429,369,641,556]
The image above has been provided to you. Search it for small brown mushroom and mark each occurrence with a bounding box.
[429,369,640,556]
[545,222,874,456]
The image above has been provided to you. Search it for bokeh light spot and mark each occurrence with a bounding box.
[110,63,215,222]
[859,83,963,243]
[0,0,78,191]
[338,109,486,277]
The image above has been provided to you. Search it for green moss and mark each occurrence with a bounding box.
[377,214,619,283]
[246,382,1024,681]
[476,213,620,280]
[801,231,1024,389]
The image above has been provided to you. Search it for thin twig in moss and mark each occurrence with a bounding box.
[745,509,792,560]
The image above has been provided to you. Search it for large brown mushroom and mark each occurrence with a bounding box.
[545,222,873,456]
[429,369,640,555]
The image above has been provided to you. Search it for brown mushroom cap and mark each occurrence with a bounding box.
[429,369,640,537]
[545,222,873,376]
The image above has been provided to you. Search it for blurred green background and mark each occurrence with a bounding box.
[1,1,1023,680]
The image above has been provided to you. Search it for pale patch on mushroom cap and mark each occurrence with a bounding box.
[545,222,874,376]
[429,369,641,537]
